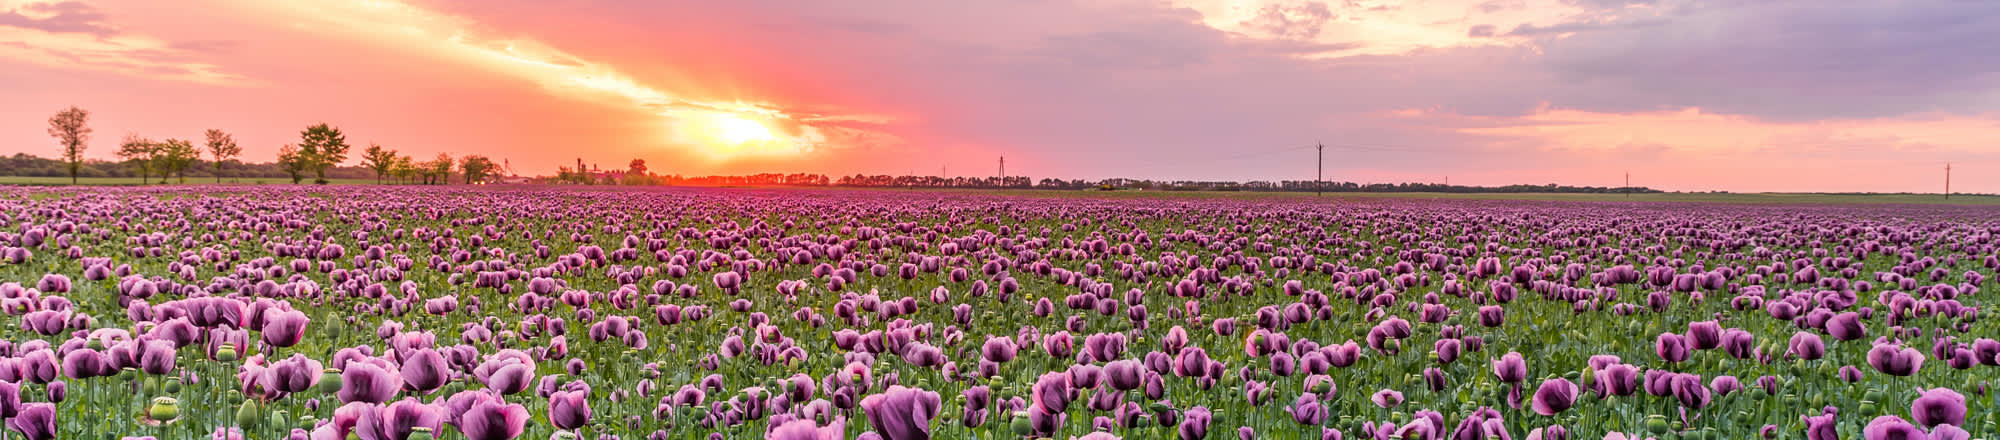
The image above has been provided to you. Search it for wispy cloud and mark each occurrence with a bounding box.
[0,0,246,84]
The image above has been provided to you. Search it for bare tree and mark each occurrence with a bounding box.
[205,129,241,183]
[46,106,92,184]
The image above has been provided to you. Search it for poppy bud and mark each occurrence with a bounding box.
[148,396,181,422]
[316,368,343,394]
[1010,411,1032,436]
[217,343,239,362]
[236,400,261,429]
[1644,414,1669,434]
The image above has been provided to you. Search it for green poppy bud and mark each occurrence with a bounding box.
[164,377,182,394]
[549,431,578,440]
[1863,388,1887,403]
[217,343,239,362]
[1644,415,1670,434]
[407,427,436,440]
[87,339,104,351]
[1859,400,1879,417]
[236,400,261,429]
[317,368,344,394]
[1580,365,1596,388]
[1010,411,1033,436]
[148,396,181,422]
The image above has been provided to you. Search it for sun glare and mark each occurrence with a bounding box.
[714,115,776,145]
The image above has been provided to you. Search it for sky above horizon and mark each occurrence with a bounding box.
[2,0,1997,192]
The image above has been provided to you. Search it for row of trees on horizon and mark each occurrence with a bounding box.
[31,105,1666,193]
[39,106,504,185]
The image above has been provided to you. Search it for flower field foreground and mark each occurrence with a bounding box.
[0,186,1995,440]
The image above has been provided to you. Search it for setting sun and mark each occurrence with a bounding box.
[713,115,775,145]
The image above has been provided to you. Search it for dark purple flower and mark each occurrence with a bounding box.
[1826,312,1865,341]
[1531,378,1577,416]
[339,361,401,404]
[1866,344,1924,376]
[1910,388,1966,428]
[5,402,54,440]
[858,385,941,440]
[400,349,448,394]
[1685,320,1722,350]
[1655,333,1690,363]
[457,398,529,440]
[1790,331,1826,361]
[1490,352,1526,383]
[549,387,592,430]
[262,309,310,348]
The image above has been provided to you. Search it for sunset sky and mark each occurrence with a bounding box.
[2,0,1997,192]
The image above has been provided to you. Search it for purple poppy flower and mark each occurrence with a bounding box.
[1178,407,1212,440]
[457,398,529,440]
[1491,352,1526,383]
[1801,407,1838,440]
[1531,378,1578,415]
[1866,344,1924,376]
[1655,333,1690,363]
[5,402,55,440]
[549,386,592,430]
[339,361,401,404]
[1790,332,1826,360]
[1685,321,1722,350]
[1370,389,1403,408]
[262,309,310,348]
[1910,388,1966,428]
[769,417,843,440]
[1826,312,1865,341]
[858,385,941,440]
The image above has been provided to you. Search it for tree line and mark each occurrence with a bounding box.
[36,106,504,185]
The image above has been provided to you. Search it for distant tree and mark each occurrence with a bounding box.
[298,123,350,184]
[427,153,453,185]
[460,155,498,184]
[394,155,417,184]
[361,143,397,184]
[204,129,240,183]
[116,134,159,184]
[155,138,198,183]
[276,144,308,184]
[623,159,653,185]
[47,106,92,185]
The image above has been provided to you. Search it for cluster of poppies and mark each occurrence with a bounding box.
[0,186,1994,440]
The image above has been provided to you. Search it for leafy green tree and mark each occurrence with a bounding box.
[116,134,158,184]
[276,144,308,184]
[298,123,350,184]
[155,138,199,183]
[46,106,91,184]
[361,144,397,184]
[460,155,498,184]
[205,129,240,183]
[426,153,453,185]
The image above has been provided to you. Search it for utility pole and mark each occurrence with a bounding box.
[1946,163,1952,199]
[1625,170,1630,199]
[1316,143,1324,197]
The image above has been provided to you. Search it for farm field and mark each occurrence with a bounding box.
[0,176,383,186]
[0,185,1994,440]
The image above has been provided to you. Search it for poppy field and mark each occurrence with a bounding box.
[0,186,1994,440]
